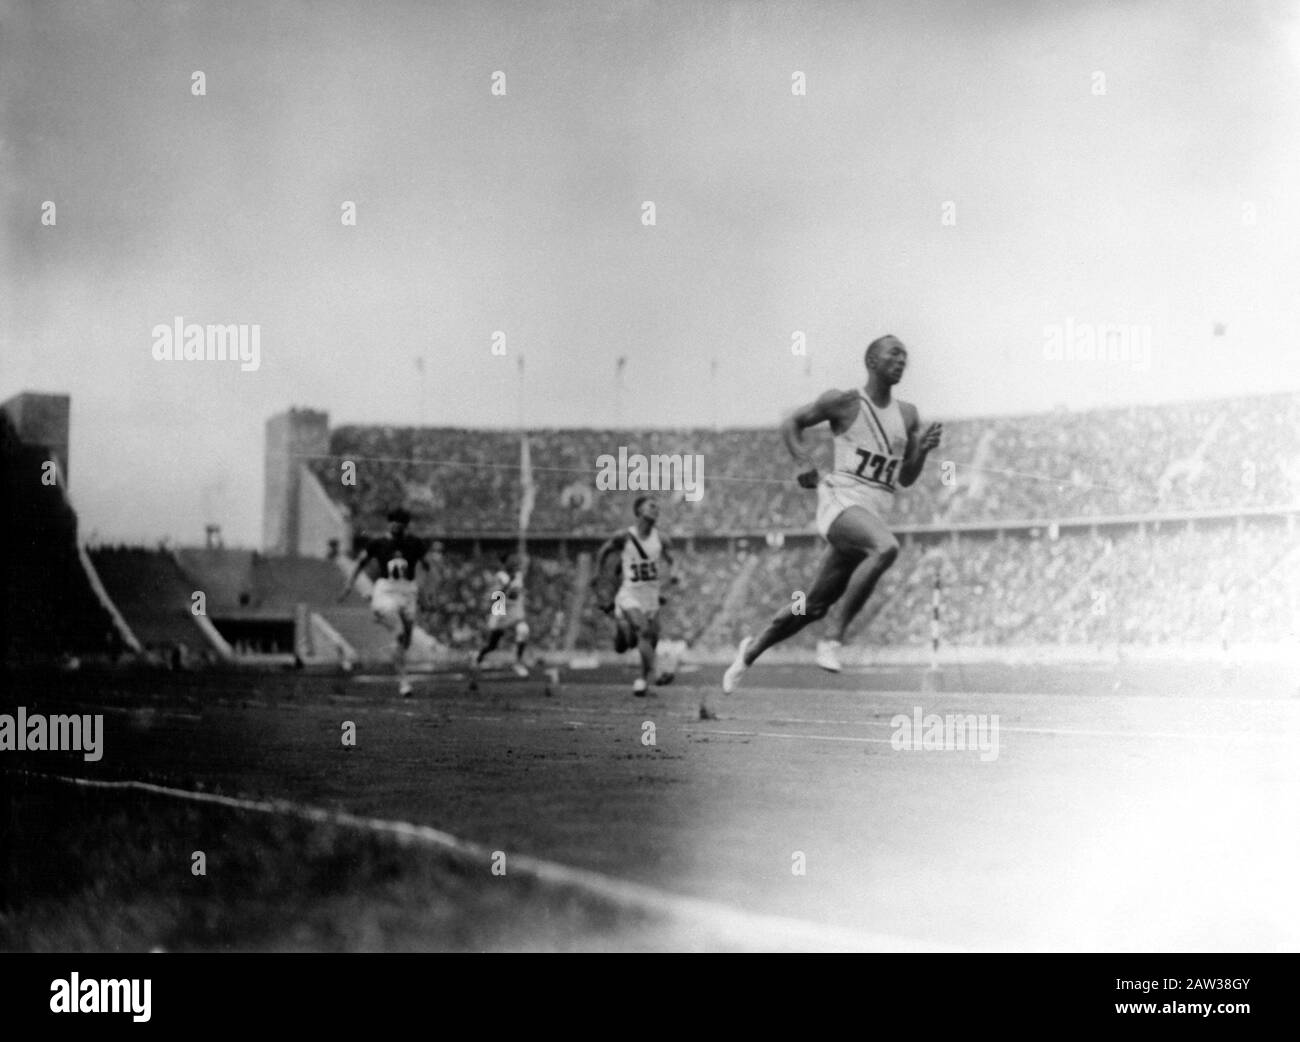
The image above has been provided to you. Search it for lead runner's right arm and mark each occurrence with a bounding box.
[783,389,850,489]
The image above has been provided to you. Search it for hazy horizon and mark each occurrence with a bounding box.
[5,0,1298,544]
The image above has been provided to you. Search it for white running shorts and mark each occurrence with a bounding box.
[815,474,893,539]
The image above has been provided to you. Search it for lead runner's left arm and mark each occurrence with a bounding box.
[898,402,943,488]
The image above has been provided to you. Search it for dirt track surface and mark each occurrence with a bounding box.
[4,662,1299,950]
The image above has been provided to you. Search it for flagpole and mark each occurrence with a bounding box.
[516,354,525,429]
[615,356,626,427]
[416,356,427,425]
[517,355,527,564]
[710,357,718,431]
[518,435,528,563]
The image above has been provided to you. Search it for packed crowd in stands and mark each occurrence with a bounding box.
[15,394,1295,667]
[704,519,1297,650]
[26,526,1300,663]
[309,393,1299,538]
[949,395,1300,522]
[304,393,1299,652]
[403,517,1299,653]
[418,546,573,653]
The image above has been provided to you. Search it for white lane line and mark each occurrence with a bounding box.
[686,722,1291,745]
[686,729,896,745]
[45,700,205,724]
[417,704,1291,745]
[709,686,1298,708]
[765,717,1294,742]
[954,723,1291,743]
[18,770,945,953]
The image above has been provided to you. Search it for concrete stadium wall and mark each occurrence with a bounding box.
[1,392,70,487]
[263,407,330,555]
[296,465,350,561]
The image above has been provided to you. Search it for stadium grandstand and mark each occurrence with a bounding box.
[254,391,1299,663]
[4,389,1295,670]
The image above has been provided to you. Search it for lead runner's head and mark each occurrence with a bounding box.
[865,334,908,386]
[634,495,659,527]
[387,507,411,538]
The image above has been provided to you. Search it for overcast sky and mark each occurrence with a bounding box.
[3,0,1298,545]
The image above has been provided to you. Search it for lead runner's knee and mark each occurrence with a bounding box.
[827,525,872,558]
[834,509,897,560]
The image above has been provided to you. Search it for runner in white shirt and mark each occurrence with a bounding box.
[708,335,942,718]
[475,552,531,678]
[593,496,676,697]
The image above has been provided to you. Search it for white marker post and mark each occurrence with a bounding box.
[922,567,942,693]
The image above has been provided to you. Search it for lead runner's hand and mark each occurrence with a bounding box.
[795,459,819,489]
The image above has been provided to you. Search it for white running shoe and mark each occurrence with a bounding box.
[722,637,753,695]
[513,663,529,678]
[633,677,648,697]
[398,679,414,697]
[815,640,843,673]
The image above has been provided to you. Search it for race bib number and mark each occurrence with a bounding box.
[852,448,900,489]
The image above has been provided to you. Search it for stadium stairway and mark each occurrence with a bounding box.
[175,547,256,610]
[78,543,142,654]
[1158,414,1223,501]
[174,550,439,665]
[1039,539,1111,642]
[961,427,998,509]
[315,606,391,662]
[1245,541,1300,641]
[260,557,373,664]
[88,548,229,660]
[252,555,351,609]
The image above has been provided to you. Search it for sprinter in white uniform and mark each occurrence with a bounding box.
[475,553,530,677]
[594,496,675,697]
[707,335,943,717]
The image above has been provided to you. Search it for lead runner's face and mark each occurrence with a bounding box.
[877,341,908,382]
